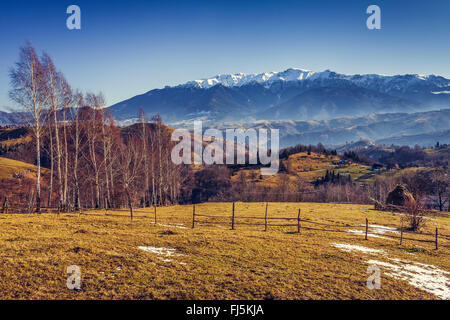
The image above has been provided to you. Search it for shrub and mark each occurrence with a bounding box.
[402,199,426,232]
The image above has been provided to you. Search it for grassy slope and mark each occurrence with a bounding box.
[0,156,39,179]
[0,202,448,299]
[0,135,32,148]
[232,152,373,187]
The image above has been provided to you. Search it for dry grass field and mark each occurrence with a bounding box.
[0,202,448,300]
[0,157,39,179]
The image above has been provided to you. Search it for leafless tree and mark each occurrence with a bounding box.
[139,108,150,206]
[84,92,105,208]
[402,199,427,231]
[41,53,65,211]
[431,169,449,211]
[118,134,143,220]
[9,42,48,212]
[69,91,84,211]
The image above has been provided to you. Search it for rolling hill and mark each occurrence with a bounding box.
[212,109,450,148]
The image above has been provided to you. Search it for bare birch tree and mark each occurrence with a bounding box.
[84,92,105,208]
[9,42,48,212]
[69,91,84,211]
[118,134,143,220]
[42,53,64,211]
[139,108,150,206]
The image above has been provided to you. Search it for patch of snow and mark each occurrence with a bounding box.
[138,246,185,264]
[345,224,399,240]
[332,243,384,254]
[151,222,187,229]
[332,242,448,299]
[346,229,394,241]
[365,224,400,235]
[368,258,450,300]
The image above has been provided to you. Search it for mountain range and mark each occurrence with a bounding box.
[2,68,449,148]
[108,68,450,123]
[210,109,450,148]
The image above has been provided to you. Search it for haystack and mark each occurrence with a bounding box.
[386,185,415,207]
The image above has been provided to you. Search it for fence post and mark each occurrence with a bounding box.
[105,198,108,215]
[154,205,157,224]
[365,218,368,240]
[231,202,235,230]
[192,204,195,229]
[400,221,403,245]
[2,196,8,214]
[435,228,438,250]
[297,208,301,234]
[264,202,268,232]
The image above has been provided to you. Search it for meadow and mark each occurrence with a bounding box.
[0,202,448,299]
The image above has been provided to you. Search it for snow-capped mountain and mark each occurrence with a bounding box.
[1,68,449,148]
[108,67,450,124]
[180,68,317,89]
[179,68,449,94]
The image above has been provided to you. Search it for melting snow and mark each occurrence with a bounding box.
[346,224,399,240]
[333,241,449,299]
[346,229,394,241]
[138,246,185,264]
[151,222,187,229]
[368,258,450,300]
[332,243,384,254]
[364,224,400,234]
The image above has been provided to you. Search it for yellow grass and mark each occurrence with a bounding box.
[0,202,448,299]
[287,152,339,173]
[0,135,32,147]
[0,156,40,179]
[231,152,374,186]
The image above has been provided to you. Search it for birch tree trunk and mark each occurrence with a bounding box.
[48,116,54,207]
[140,109,150,206]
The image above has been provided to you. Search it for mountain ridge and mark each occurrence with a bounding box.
[108,67,450,123]
[178,68,449,91]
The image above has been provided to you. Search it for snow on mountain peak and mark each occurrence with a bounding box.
[178,68,449,90]
[180,68,317,89]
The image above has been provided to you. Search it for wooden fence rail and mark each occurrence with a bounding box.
[190,202,448,250]
[2,202,448,250]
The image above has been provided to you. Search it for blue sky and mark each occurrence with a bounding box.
[1,0,449,110]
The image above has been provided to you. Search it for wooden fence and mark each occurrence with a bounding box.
[191,203,450,250]
[2,202,449,250]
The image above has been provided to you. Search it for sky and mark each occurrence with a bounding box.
[0,0,449,110]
